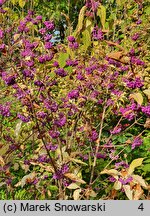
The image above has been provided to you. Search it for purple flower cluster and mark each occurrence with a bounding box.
[86,0,100,12]
[119,176,133,185]
[55,68,67,77]
[2,72,16,86]
[49,130,60,139]
[131,137,143,149]
[53,164,69,180]
[54,113,67,127]
[68,90,79,99]
[125,77,144,89]
[17,113,30,122]
[0,28,4,38]
[92,26,103,40]
[67,36,79,49]
[141,105,150,116]
[36,111,47,119]
[44,99,58,112]
[89,130,98,142]
[131,33,139,41]
[0,102,11,117]
[46,143,58,151]
[110,125,122,134]
[115,161,129,169]
[44,21,55,31]
[131,56,145,66]
[66,59,78,66]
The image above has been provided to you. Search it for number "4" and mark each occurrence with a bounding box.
[138,203,144,211]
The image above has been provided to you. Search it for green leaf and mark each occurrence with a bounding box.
[145,6,150,15]
[19,0,26,8]
[58,52,69,68]
[117,135,128,143]
[97,5,106,29]
[49,185,58,191]
[66,66,73,74]
[128,158,144,175]
[142,164,150,173]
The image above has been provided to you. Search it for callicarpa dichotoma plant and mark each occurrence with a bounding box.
[0,0,150,200]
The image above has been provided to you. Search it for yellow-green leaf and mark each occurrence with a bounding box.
[74,6,87,36]
[128,158,144,175]
[58,52,69,68]
[143,89,150,97]
[19,0,26,8]
[11,0,18,5]
[97,5,106,29]
[82,29,91,51]
[113,181,122,190]
[130,92,143,105]
[116,0,121,6]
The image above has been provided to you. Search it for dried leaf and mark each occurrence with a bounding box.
[0,182,6,187]
[0,156,5,166]
[14,163,19,171]
[85,189,97,198]
[15,120,22,137]
[130,92,143,105]
[132,175,148,189]
[123,185,133,200]
[67,183,80,190]
[73,189,81,200]
[133,184,143,200]
[144,118,150,129]
[107,51,123,60]
[100,169,120,179]
[20,164,29,173]
[13,34,20,42]
[128,158,144,175]
[47,190,52,197]
[64,173,86,184]
[15,172,36,188]
[69,158,88,166]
